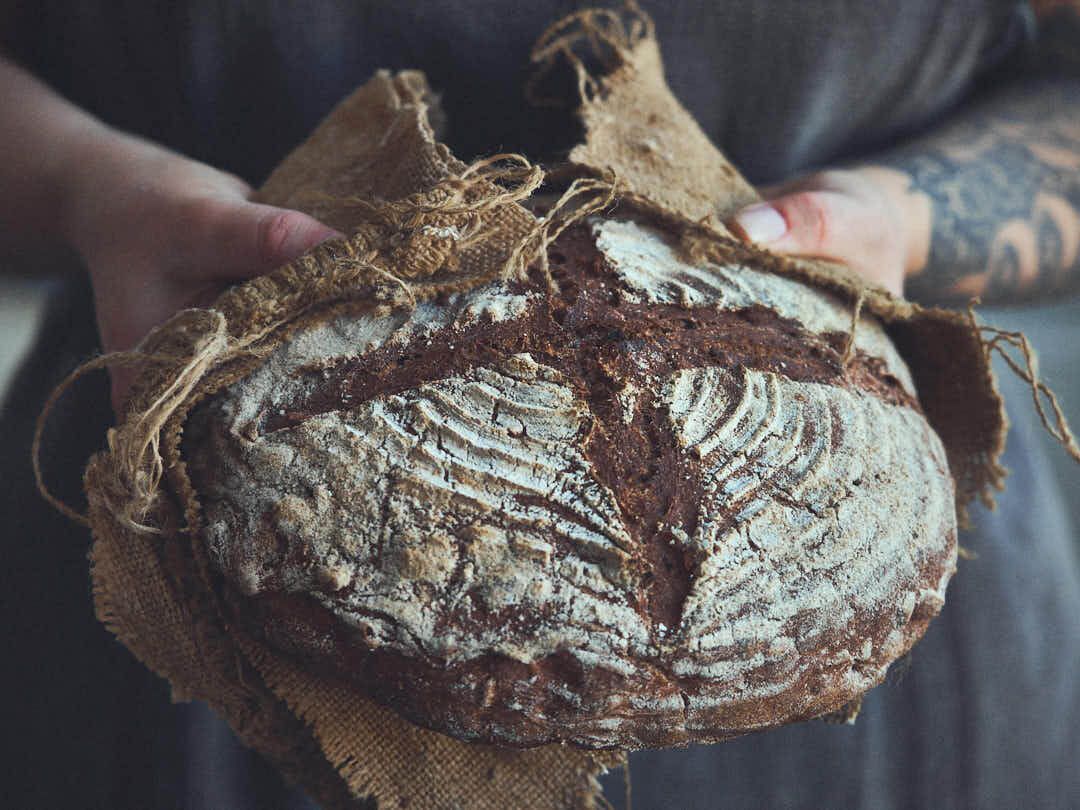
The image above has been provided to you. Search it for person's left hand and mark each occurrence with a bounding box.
[62,128,343,412]
[727,167,927,297]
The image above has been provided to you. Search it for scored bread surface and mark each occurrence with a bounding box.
[184,218,956,749]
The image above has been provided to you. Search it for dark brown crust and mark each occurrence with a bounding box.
[255,224,916,626]
[187,223,951,750]
[218,528,954,750]
[263,226,915,434]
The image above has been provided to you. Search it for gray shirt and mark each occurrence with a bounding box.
[3,3,1076,808]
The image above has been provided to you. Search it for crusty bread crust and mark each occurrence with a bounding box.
[185,219,956,749]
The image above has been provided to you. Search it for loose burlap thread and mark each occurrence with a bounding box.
[530,2,1041,514]
[40,4,1079,809]
[78,67,627,810]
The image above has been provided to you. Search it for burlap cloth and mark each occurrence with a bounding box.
[48,5,1080,808]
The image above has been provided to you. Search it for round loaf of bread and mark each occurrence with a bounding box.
[184,215,956,750]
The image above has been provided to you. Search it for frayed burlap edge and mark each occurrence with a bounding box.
[528,1,1029,519]
[77,68,624,810]
[46,5,1080,810]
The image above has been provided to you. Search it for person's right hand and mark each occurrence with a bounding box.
[63,129,342,412]
[728,167,926,298]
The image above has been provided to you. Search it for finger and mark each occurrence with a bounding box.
[755,169,864,203]
[729,202,790,246]
[248,204,344,272]
[733,190,877,256]
[174,197,344,282]
[728,192,904,296]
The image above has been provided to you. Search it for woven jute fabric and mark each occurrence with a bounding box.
[77,5,1012,809]
[86,66,623,810]
[535,5,1007,514]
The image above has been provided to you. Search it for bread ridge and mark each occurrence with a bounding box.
[183,218,956,749]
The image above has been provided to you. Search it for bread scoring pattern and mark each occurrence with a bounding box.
[184,218,956,748]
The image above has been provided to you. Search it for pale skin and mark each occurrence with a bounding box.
[733,10,1080,304]
[731,166,928,298]
[1,11,1078,413]
[0,57,342,409]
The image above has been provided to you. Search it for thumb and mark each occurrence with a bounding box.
[730,190,857,259]
[728,185,906,297]
[178,197,344,283]
[104,201,341,413]
[725,185,885,267]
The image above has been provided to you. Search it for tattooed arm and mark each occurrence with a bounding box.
[732,9,1080,306]
[875,76,1080,304]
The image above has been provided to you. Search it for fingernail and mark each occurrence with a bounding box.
[733,204,787,244]
[279,221,342,260]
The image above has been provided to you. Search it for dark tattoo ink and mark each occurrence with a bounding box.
[877,63,1080,304]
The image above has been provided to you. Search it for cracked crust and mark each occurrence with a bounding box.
[183,218,957,749]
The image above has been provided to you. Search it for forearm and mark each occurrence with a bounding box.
[863,75,1080,306]
[0,55,115,250]
[0,56,265,269]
